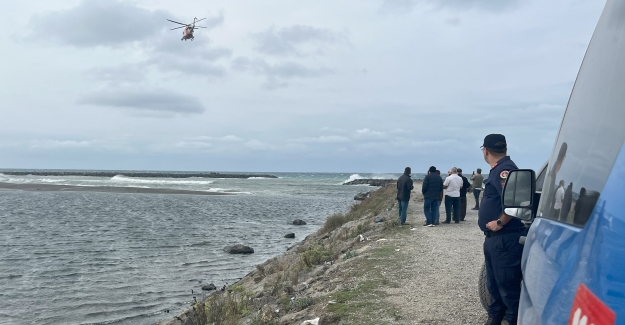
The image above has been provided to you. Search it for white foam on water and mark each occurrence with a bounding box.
[205,188,252,194]
[342,174,364,184]
[369,173,396,180]
[110,175,215,185]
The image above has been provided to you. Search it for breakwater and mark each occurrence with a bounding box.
[0,171,278,179]
[343,179,395,186]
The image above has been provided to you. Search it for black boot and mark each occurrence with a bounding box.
[484,316,503,325]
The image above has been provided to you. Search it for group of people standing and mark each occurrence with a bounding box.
[395,134,525,325]
[417,166,484,226]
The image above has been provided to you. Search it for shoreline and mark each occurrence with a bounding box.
[155,182,401,325]
[0,182,231,196]
[152,179,487,324]
[0,171,278,179]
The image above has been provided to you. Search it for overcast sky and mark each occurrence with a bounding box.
[0,0,606,173]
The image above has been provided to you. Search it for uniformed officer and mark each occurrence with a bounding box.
[478,134,526,325]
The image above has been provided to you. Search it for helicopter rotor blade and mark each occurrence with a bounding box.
[194,26,207,28]
[170,26,186,30]
[167,19,187,26]
[195,17,206,23]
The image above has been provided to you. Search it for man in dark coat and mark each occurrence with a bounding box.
[560,182,573,222]
[396,167,414,226]
[422,166,443,226]
[457,168,472,221]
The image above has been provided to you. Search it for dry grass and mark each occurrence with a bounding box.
[201,290,252,325]
[189,183,401,325]
[320,184,397,235]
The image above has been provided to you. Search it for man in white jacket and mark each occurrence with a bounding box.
[443,167,464,223]
[554,180,565,218]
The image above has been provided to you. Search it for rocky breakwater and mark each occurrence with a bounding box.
[155,183,399,325]
[0,171,278,179]
[343,179,395,186]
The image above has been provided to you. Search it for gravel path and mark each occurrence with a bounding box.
[383,195,488,325]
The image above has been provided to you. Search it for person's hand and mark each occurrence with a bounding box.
[486,220,503,232]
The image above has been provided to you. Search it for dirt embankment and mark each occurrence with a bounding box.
[157,181,487,325]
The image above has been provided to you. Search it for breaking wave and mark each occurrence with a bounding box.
[341,173,396,184]
[110,175,215,185]
[342,174,364,184]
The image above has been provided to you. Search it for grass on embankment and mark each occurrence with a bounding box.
[175,182,415,325]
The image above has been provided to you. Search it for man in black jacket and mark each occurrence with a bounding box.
[457,168,472,221]
[396,167,414,226]
[422,166,443,226]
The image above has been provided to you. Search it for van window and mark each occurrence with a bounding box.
[537,12,625,226]
[535,162,548,192]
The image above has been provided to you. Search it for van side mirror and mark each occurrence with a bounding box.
[502,169,536,221]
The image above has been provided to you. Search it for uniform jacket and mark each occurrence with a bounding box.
[478,156,525,233]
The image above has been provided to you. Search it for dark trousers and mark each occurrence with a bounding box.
[483,231,524,324]
[423,198,439,225]
[460,196,467,220]
[473,189,482,208]
[444,195,460,223]
[398,200,409,224]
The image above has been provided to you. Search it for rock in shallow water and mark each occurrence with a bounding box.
[223,244,254,254]
[202,283,217,291]
[284,233,295,238]
[292,219,307,225]
[354,191,371,200]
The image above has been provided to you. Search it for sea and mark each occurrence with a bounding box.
[0,170,423,325]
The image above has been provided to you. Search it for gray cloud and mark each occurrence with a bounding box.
[87,64,146,83]
[252,25,346,56]
[148,56,227,78]
[78,87,205,114]
[83,20,231,81]
[152,37,230,57]
[148,38,231,78]
[233,57,333,88]
[29,0,170,47]
[380,0,521,13]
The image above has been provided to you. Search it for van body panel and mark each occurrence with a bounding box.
[519,0,625,323]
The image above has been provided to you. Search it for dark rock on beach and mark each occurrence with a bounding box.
[374,216,385,223]
[284,233,295,238]
[343,179,395,186]
[223,244,254,254]
[292,219,307,225]
[202,283,217,291]
[354,191,371,200]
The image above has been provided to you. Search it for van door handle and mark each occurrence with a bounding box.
[519,236,526,245]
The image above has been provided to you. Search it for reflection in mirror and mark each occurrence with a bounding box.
[503,170,533,207]
[504,208,533,221]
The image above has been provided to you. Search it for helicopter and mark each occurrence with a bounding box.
[167,17,207,41]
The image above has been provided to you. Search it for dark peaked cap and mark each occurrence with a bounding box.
[482,134,507,150]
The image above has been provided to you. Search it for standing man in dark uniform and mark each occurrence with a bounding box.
[478,134,526,325]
